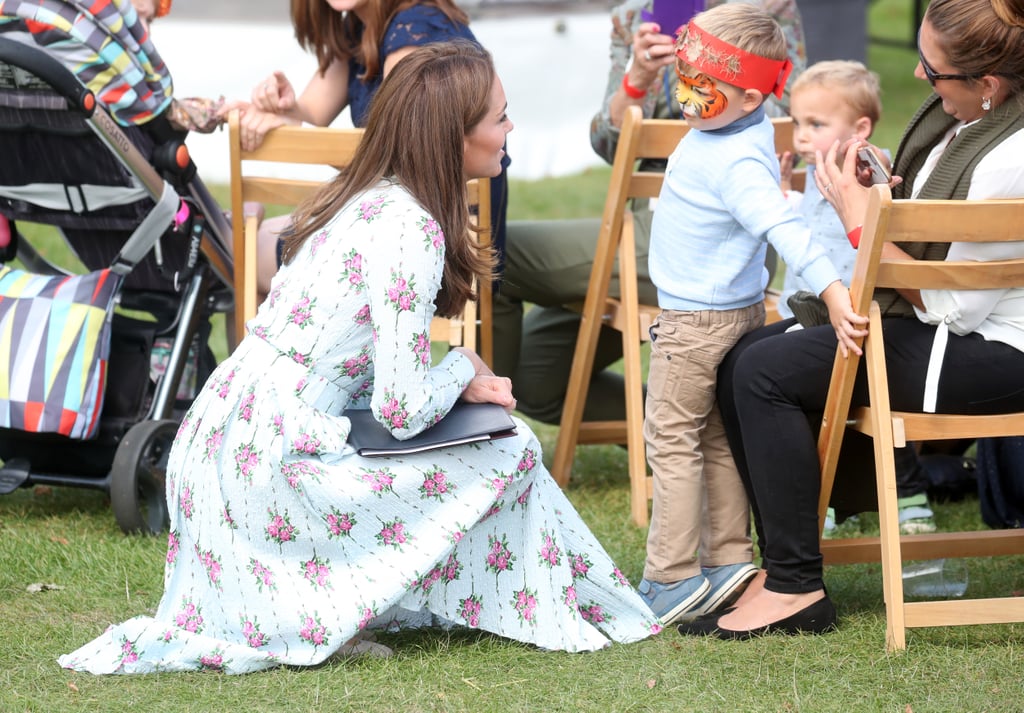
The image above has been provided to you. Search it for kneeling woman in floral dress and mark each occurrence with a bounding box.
[60,40,660,675]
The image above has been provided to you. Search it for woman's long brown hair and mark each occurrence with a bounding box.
[280,40,496,318]
[290,0,470,81]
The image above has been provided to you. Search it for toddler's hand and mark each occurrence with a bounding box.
[779,150,794,193]
[821,281,868,357]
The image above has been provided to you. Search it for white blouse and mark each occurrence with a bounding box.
[908,123,1024,410]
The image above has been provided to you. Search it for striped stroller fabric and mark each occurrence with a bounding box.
[0,265,121,439]
[0,0,172,125]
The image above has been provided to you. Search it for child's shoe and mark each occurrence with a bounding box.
[822,507,860,539]
[898,493,937,534]
[684,562,760,619]
[637,575,710,625]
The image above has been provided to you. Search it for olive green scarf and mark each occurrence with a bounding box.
[875,93,1024,316]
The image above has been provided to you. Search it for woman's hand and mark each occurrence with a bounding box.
[631,21,676,83]
[815,140,869,231]
[233,106,297,151]
[251,71,297,113]
[216,99,297,151]
[816,140,902,231]
[820,280,868,357]
[453,347,516,412]
[609,22,677,129]
[461,374,517,412]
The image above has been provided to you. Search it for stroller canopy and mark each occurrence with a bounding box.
[0,0,173,125]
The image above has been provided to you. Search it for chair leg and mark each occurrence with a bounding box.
[624,338,648,526]
[618,218,649,526]
[551,325,596,487]
[876,433,908,652]
[863,307,907,651]
[552,222,620,488]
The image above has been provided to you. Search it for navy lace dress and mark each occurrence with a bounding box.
[347,6,509,264]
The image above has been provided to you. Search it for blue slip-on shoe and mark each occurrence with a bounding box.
[682,562,760,620]
[637,575,711,625]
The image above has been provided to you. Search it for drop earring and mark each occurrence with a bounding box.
[982,96,992,111]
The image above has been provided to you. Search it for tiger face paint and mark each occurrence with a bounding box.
[675,65,728,119]
[674,19,793,100]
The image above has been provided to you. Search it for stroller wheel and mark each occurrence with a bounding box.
[110,419,177,534]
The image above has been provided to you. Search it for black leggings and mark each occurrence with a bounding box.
[717,317,1024,594]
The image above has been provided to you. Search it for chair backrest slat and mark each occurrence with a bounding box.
[882,198,1022,243]
[877,260,1024,291]
[241,124,363,165]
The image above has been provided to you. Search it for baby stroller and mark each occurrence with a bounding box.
[0,0,235,533]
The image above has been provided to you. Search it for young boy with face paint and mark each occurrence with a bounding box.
[636,3,863,626]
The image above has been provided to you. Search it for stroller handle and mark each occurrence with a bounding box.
[0,36,96,115]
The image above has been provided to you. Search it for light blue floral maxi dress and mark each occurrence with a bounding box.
[59,181,661,674]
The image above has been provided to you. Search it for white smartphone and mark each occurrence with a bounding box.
[857,147,890,184]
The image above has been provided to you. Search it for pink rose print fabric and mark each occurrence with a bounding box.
[59,182,658,676]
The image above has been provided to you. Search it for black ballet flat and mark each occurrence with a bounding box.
[677,596,837,640]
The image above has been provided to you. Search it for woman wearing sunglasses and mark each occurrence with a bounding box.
[682,0,1024,640]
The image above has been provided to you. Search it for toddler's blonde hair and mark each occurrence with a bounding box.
[791,60,882,129]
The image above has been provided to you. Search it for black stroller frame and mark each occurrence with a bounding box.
[0,26,235,533]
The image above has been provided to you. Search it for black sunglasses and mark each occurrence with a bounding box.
[918,49,982,86]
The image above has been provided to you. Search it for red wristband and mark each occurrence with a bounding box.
[622,74,647,99]
[847,225,862,248]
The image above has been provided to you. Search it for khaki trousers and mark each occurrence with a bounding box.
[643,303,763,582]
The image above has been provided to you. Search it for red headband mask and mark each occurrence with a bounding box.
[675,19,793,102]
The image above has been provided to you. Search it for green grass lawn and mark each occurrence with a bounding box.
[4,2,1024,710]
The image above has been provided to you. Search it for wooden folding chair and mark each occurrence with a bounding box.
[817,184,1024,651]
[550,105,795,526]
[227,111,362,342]
[227,110,491,364]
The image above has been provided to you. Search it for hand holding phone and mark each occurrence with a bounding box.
[640,0,703,36]
[856,146,890,185]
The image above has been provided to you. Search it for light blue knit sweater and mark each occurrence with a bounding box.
[649,110,840,311]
